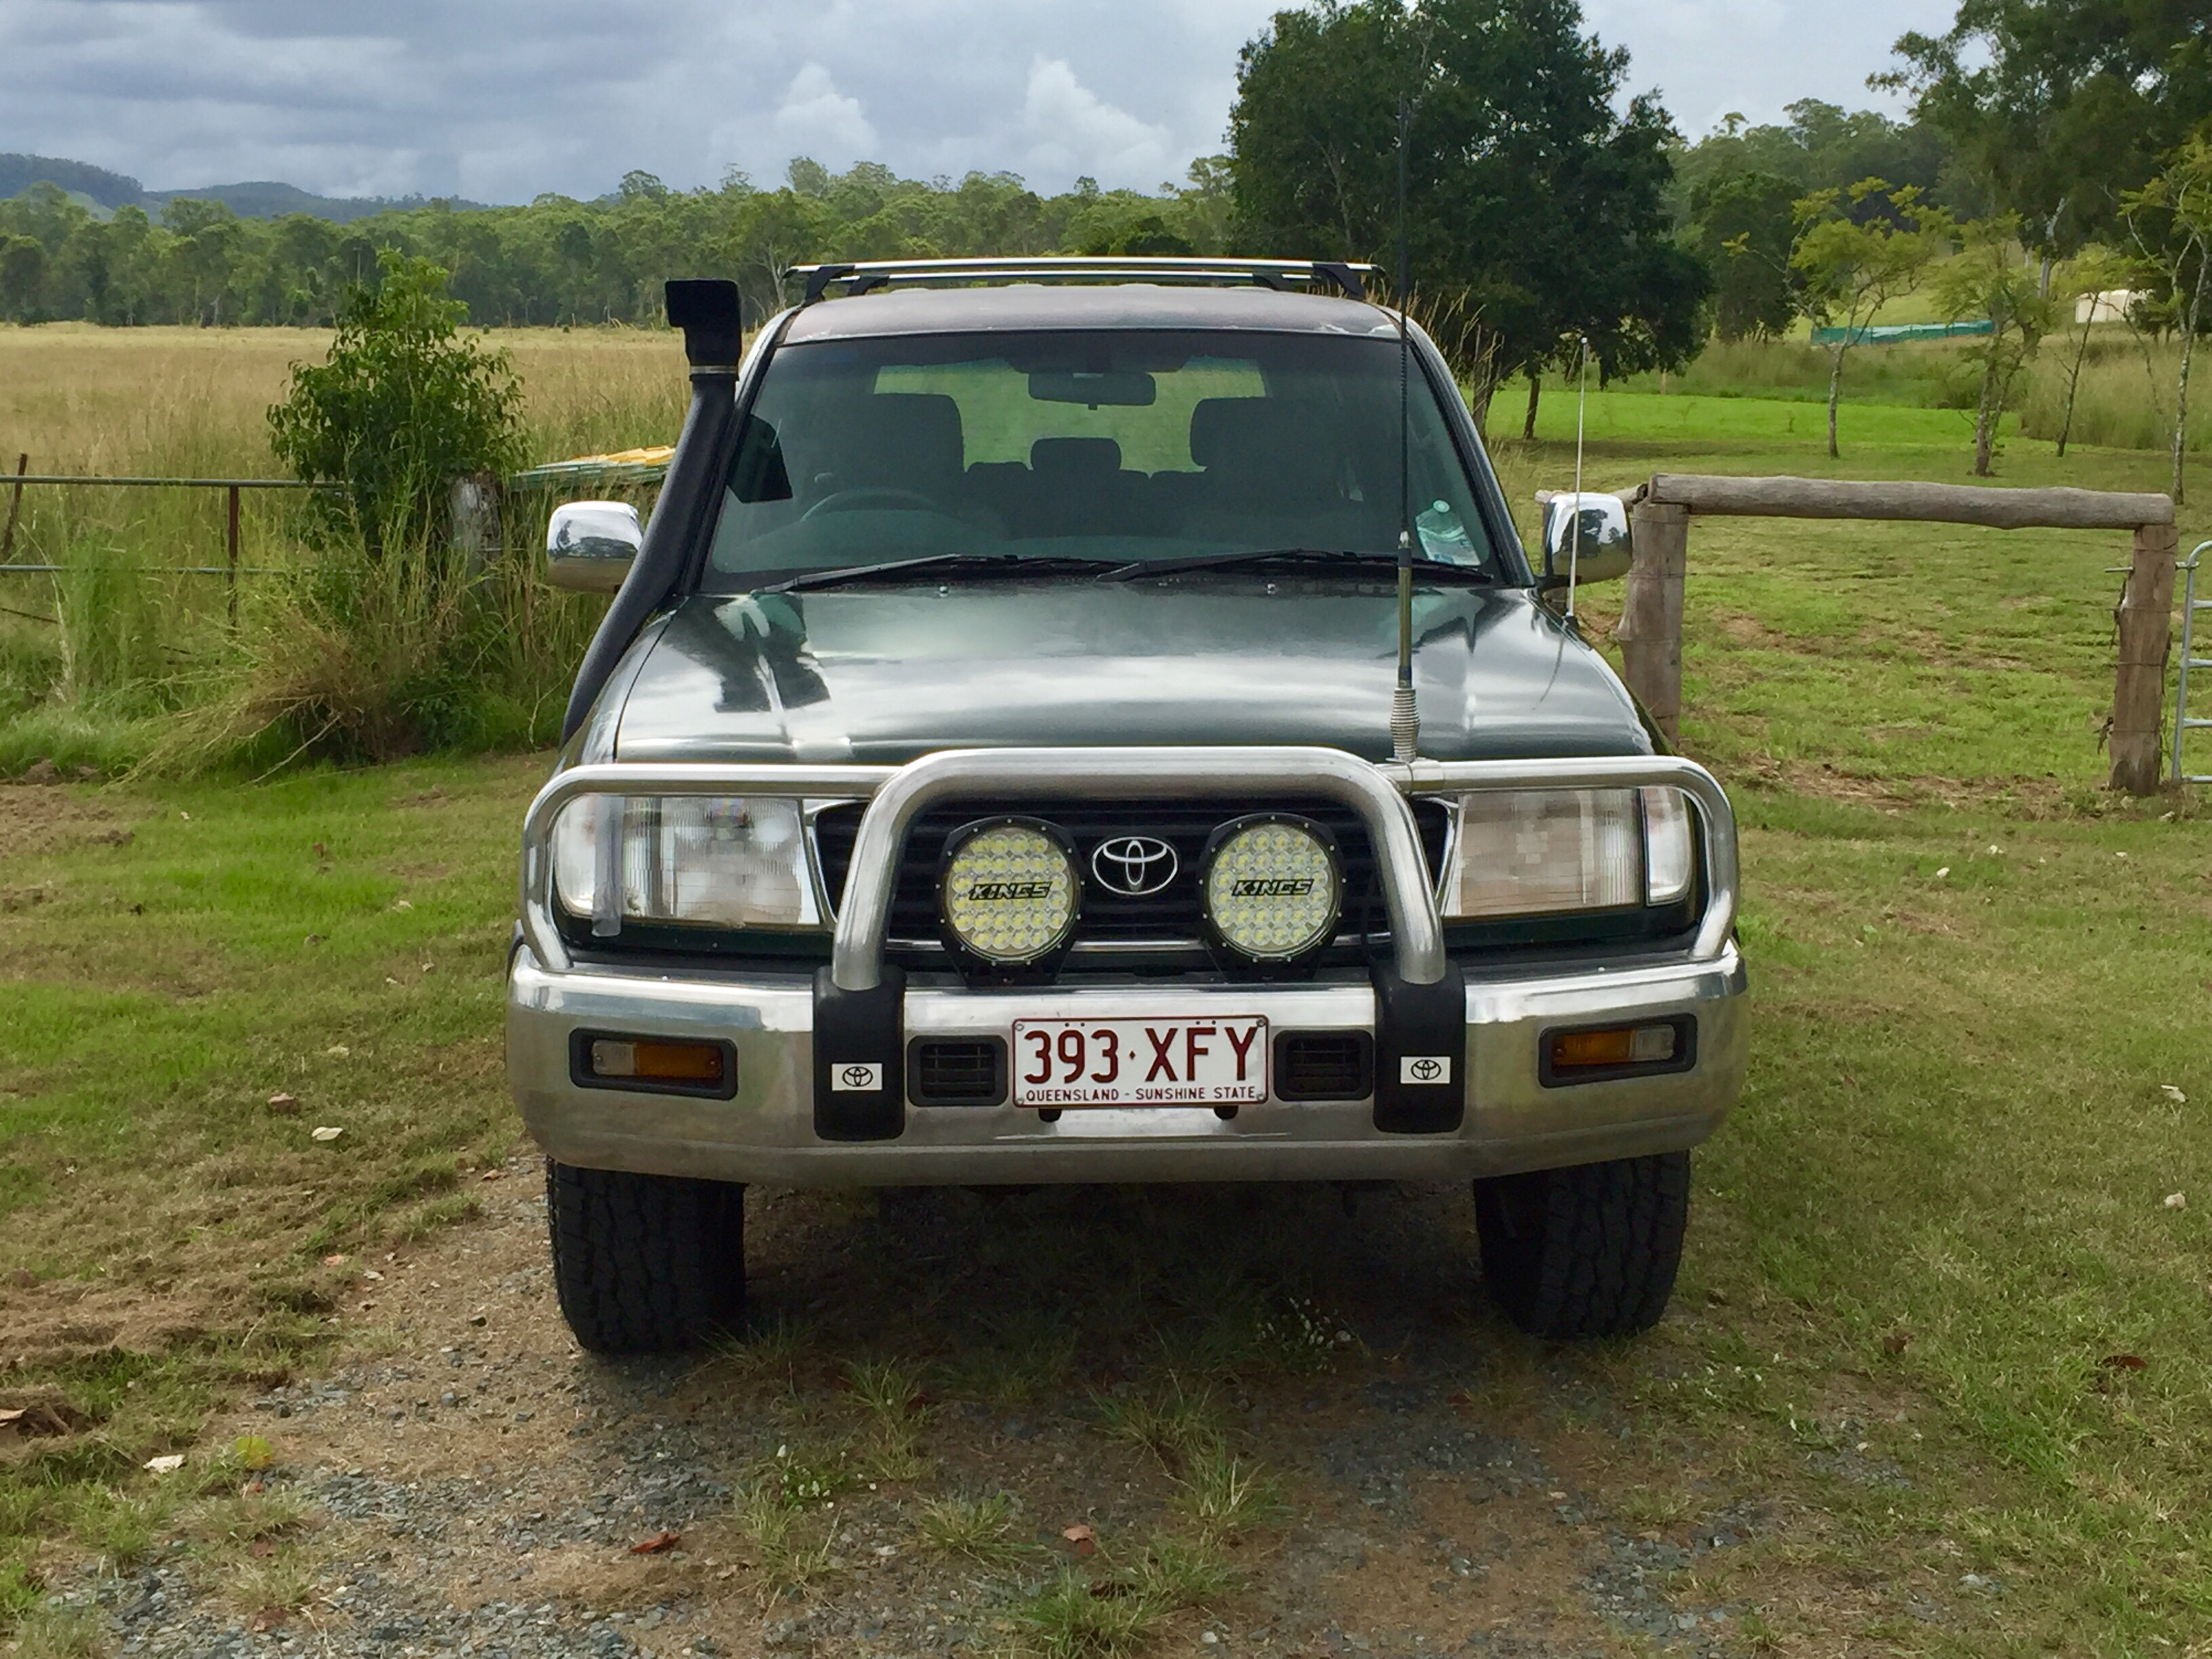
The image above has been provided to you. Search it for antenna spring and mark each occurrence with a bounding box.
[1390,680,1420,765]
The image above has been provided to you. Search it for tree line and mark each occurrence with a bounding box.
[0,160,1231,334]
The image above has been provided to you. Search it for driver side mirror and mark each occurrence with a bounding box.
[1538,492,1634,587]
[545,500,642,593]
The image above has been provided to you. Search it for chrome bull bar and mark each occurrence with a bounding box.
[516,747,1738,984]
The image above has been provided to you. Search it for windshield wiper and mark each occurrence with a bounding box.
[1101,547,1491,583]
[759,552,1125,595]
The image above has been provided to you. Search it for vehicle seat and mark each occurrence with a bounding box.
[811,392,965,509]
[1179,397,1375,545]
[961,461,1028,536]
[1023,436,1148,538]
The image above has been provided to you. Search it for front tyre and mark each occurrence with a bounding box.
[1473,1152,1689,1339]
[545,1161,745,1354]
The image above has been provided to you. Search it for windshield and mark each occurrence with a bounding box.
[702,328,1503,585]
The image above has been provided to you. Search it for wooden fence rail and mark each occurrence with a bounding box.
[1618,475,2182,796]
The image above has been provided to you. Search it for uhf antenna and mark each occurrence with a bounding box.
[1565,334,1591,628]
[1390,95,1419,765]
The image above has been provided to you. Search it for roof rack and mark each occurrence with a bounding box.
[788,256,1377,306]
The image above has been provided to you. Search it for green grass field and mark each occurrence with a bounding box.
[4,362,2211,1654]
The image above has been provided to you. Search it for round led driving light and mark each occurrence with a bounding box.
[940,819,1079,968]
[1201,815,1341,966]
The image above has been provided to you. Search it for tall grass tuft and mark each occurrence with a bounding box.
[53,529,166,704]
[144,496,603,773]
[2015,333,2212,454]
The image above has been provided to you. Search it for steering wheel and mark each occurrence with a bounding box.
[802,487,944,521]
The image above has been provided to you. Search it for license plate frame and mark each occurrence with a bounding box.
[1010,1015,1269,1109]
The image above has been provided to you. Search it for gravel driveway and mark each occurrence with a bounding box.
[47,1164,1769,1658]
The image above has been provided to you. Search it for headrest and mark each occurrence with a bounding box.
[1190,397,1296,469]
[845,393,964,478]
[1030,436,1123,477]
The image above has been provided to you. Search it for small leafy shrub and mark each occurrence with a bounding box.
[269,251,523,557]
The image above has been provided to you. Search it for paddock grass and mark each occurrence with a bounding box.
[0,322,685,472]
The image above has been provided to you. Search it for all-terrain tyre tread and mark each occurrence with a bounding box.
[1474,1151,1689,1339]
[545,1161,744,1354]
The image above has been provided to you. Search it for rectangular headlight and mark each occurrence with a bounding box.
[552,796,819,930]
[1442,787,1695,918]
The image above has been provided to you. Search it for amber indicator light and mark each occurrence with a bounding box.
[590,1038,727,1085]
[1549,1024,1678,1071]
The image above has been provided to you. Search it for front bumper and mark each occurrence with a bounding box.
[505,744,1748,1187]
[508,943,1748,1186]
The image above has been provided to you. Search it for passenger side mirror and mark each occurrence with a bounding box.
[545,500,642,593]
[1539,492,1633,587]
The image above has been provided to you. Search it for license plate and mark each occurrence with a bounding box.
[1011,1017,1268,1108]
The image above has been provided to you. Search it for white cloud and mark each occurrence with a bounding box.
[1019,56,1172,184]
[0,0,1946,204]
[773,61,878,166]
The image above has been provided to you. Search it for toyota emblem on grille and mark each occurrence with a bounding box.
[1090,835,1179,897]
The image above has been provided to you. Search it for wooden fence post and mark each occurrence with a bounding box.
[1620,499,1689,744]
[224,482,240,627]
[0,453,25,562]
[2110,518,2180,794]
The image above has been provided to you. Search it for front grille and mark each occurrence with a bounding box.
[1274,1031,1373,1101]
[908,1037,1006,1105]
[814,796,1449,965]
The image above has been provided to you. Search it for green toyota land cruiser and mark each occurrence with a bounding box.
[508,257,1745,1354]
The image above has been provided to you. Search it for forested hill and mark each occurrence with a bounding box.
[0,154,143,210]
[0,153,481,224]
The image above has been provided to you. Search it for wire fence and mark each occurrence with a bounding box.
[0,454,349,623]
[0,451,667,629]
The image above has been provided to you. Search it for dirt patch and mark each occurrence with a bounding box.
[0,1388,91,1444]
[1727,755,2082,817]
[0,1268,238,1372]
[0,784,133,861]
[1712,613,1799,652]
[1878,626,2038,673]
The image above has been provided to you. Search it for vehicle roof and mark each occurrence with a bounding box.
[780,282,1403,343]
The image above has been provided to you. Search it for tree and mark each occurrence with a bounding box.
[268,249,524,554]
[1885,1,2212,272]
[161,197,245,325]
[2049,243,2134,457]
[2119,131,2212,504]
[1930,216,2056,475]
[1791,180,1953,457]
[1687,171,1802,340]
[1228,0,1708,436]
[1673,99,1964,220]
[1176,156,1236,253]
[0,235,46,321]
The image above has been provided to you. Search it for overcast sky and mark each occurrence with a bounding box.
[0,0,1954,203]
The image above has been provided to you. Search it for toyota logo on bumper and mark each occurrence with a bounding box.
[1089,835,1179,896]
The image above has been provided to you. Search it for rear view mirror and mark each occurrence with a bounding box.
[1539,492,1633,585]
[545,500,642,593]
[1029,369,1156,407]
